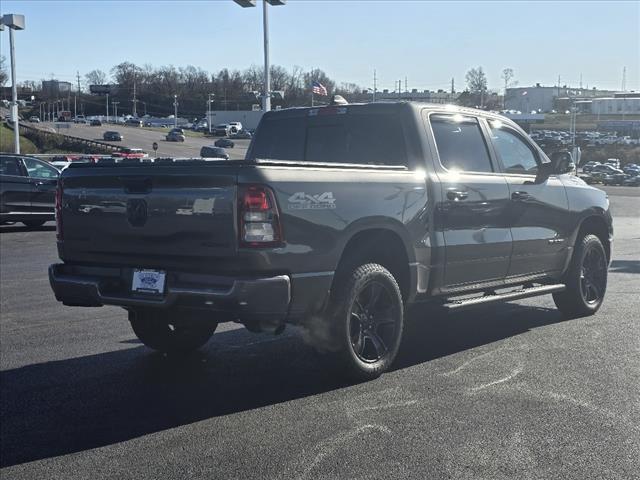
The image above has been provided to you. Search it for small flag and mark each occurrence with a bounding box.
[312,81,328,96]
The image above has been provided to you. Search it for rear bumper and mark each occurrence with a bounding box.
[49,263,291,321]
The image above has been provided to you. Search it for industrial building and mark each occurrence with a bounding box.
[505,84,619,113]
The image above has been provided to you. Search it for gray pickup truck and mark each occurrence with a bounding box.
[49,102,612,380]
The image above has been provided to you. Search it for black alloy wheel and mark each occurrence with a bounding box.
[349,280,398,363]
[579,244,607,305]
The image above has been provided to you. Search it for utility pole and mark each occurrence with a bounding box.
[112,101,119,122]
[373,69,377,103]
[105,93,109,122]
[207,93,213,134]
[132,71,138,117]
[557,74,561,98]
[579,73,582,89]
[173,94,178,128]
[451,77,455,94]
[405,76,408,93]
[622,66,626,92]
[75,70,81,119]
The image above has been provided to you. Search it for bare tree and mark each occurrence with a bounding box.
[0,56,8,87]
[465,66,487,94]
[85,69,107,87]
[501,68,517,108]
[465,66,488,107]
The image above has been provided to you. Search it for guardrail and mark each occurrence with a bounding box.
[6,121,125,154]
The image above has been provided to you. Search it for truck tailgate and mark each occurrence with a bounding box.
[59,164,238,266]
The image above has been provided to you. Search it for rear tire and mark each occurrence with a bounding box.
[553,234,608,318]
[22,220,46,228]
[327,263,404,381]
[129,309,216,354]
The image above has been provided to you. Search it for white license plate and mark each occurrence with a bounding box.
[132,269,166,294]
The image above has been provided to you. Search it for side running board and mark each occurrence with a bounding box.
[442,284,566,312]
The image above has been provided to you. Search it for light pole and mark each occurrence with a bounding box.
[173,94,178,128]
[208,93,214,134]
[112,101,119,123]
[1,14,26,154]
[233,0,286,112]
[106,93,109,122]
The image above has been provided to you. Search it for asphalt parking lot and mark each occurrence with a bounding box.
[34,122,250,160]
[0,186,638,479]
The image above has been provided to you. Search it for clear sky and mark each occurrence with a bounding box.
[1,0,638,92]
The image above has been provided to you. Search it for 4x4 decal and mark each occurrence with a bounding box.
[287,192,336,210]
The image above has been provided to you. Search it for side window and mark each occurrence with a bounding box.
[22,158,59,179]
[0,157,24,177]
[430,115,493,173]
[488,123,539,174]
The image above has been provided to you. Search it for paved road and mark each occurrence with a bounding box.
[1,189,639,479]
[34,122,250,160]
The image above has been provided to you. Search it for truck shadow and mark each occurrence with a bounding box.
[609,260,640,274]
[0,302,565,467]
[0,224,56,233]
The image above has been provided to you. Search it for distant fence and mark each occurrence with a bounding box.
[8,121,125,154]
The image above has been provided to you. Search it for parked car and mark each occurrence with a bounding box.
[126,119,143,127]
[604,158,621,169]
[73,115,86,124]
[214,138,234,148]
[0,154,60,227]
[213,124,230,136]
[50,102,612,381]
[28,116,40,123]
[90,119,102,126]
[229,130,252,140]
[103,131,123,141]
[112,148,148,160]
[166,131,186,142]
[602,172,627,186]
[228,122,243,133]
[622,175,640,186]
[199,145,229,159]
[581,161,600,173]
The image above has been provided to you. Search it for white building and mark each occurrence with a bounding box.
[505,84,619,113]
[590,96,640,115]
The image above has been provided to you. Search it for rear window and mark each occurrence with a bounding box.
[250,111,407,166]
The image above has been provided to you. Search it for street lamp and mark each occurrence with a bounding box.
[1,14,26,154]
[233,0,286,112]
[112,101,119,123]
[173,95,178,128]
[208,93,214,134]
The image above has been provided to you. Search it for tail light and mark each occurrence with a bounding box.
[55,181,63,240]
[238,184,283,247]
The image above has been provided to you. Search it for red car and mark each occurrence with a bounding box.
[112,148,148,160]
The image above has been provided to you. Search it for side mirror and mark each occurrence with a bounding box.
[550,151,575,174]
[535,162,554,183]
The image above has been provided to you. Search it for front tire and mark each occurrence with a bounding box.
[129,309,216,353]
[553,234,608,318]
[328,263,404,381]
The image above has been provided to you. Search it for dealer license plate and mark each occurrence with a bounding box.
[132,269,166,294]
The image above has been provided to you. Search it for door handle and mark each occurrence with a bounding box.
[511,191,531,201]
[446,188,468,201]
